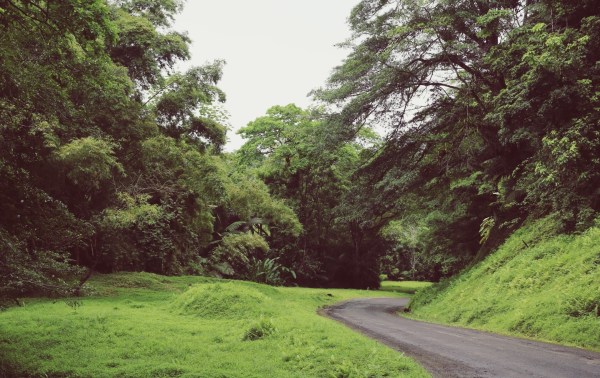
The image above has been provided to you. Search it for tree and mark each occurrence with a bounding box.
[237,104,383,287]
[315,0,600,279]
[0,0,234,296]
[0,0,126,297]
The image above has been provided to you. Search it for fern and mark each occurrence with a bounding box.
[479,216,496,245]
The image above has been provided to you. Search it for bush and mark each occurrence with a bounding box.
[244,257,295,285]
[208,233,269,278]
[242,318,276,341]
[0,229,83,300]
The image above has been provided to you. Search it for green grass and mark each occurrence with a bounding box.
[0,272,429,377]
[380,281,433,294]
[409,216,600,351]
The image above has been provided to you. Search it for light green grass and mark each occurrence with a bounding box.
[409,216,600,351]
[0,272,429,377]
[380,281,433,294]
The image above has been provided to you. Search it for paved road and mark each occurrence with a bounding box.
[322,298,600,378]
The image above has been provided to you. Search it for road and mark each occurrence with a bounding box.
[322,298,600,378]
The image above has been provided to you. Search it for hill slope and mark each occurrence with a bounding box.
[409,216,600,351]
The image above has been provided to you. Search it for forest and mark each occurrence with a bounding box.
[1,0,599,298]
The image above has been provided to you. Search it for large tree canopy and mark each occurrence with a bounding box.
[0,0,295,297]
[315,0,600,277]
[236,104,384,287]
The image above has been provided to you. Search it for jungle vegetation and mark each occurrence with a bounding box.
[1,0,599,297]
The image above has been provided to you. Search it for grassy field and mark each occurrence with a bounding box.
[409,216,600,351]
[379,281,433,294]
[0,273,429,377]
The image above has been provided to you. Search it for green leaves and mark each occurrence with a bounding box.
[0,0,235,285]
[153,63,227,149]
[476,9,512,39]
[479,217,496,245]
[237,104,311,164]
[114,0,184,28]
[109,4,190,89]
[101,193,163,229]
[56,137,124,190]
[222,168,303,241]
[315,0,600,279]
[209,233,270,278]
[235,103,388,287]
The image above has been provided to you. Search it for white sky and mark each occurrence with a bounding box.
[173,0,359,151]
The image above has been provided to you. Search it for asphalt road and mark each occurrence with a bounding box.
[322,298,600,378]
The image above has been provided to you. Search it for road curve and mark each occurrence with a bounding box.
[321,298,600,378]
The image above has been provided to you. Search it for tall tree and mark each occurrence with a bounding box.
[237,104,383,287]
[316,0,600,277]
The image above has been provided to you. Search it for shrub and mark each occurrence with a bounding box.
[244,257,296,285]
[242,318,276,341]
[0,229,83,300]
[209,233,269,278]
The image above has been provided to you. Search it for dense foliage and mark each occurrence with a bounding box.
[314,0,600,280]
[1,0,599,295]
[236,104,383,287]
[0,0,301,297]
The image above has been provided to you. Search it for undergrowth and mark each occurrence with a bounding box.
[409,216,600,351]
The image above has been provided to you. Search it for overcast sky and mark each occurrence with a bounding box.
[173,0,359,151]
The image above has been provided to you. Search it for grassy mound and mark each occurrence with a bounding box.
[409,216,600,351]
[173,282,273,318]
[89,271,215,295]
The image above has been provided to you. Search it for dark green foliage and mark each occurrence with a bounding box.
[208,233,270,278]
[0,229,84,299]
[108,6,190,89]
[245,258,293,286]
[153,64,228,150]
[236,105,383,288]
[315,0,600,278]
[0,0,276,295]
[2,0,599,296]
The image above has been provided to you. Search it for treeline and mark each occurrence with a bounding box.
[243,0,600,286]
[1,0,599,297]
[0,0,379,296]
[0,0,305,297]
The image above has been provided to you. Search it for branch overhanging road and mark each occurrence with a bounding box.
[321,298,600,378]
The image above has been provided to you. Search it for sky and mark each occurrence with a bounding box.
[173,0,359,151]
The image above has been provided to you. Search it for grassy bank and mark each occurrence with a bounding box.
[380,281,433,294]
[409,216,600,351]
[0,273,429,377]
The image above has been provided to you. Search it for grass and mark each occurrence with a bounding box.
[0,272,430,377]
[380,281,433,294]
[409,216,600,351]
